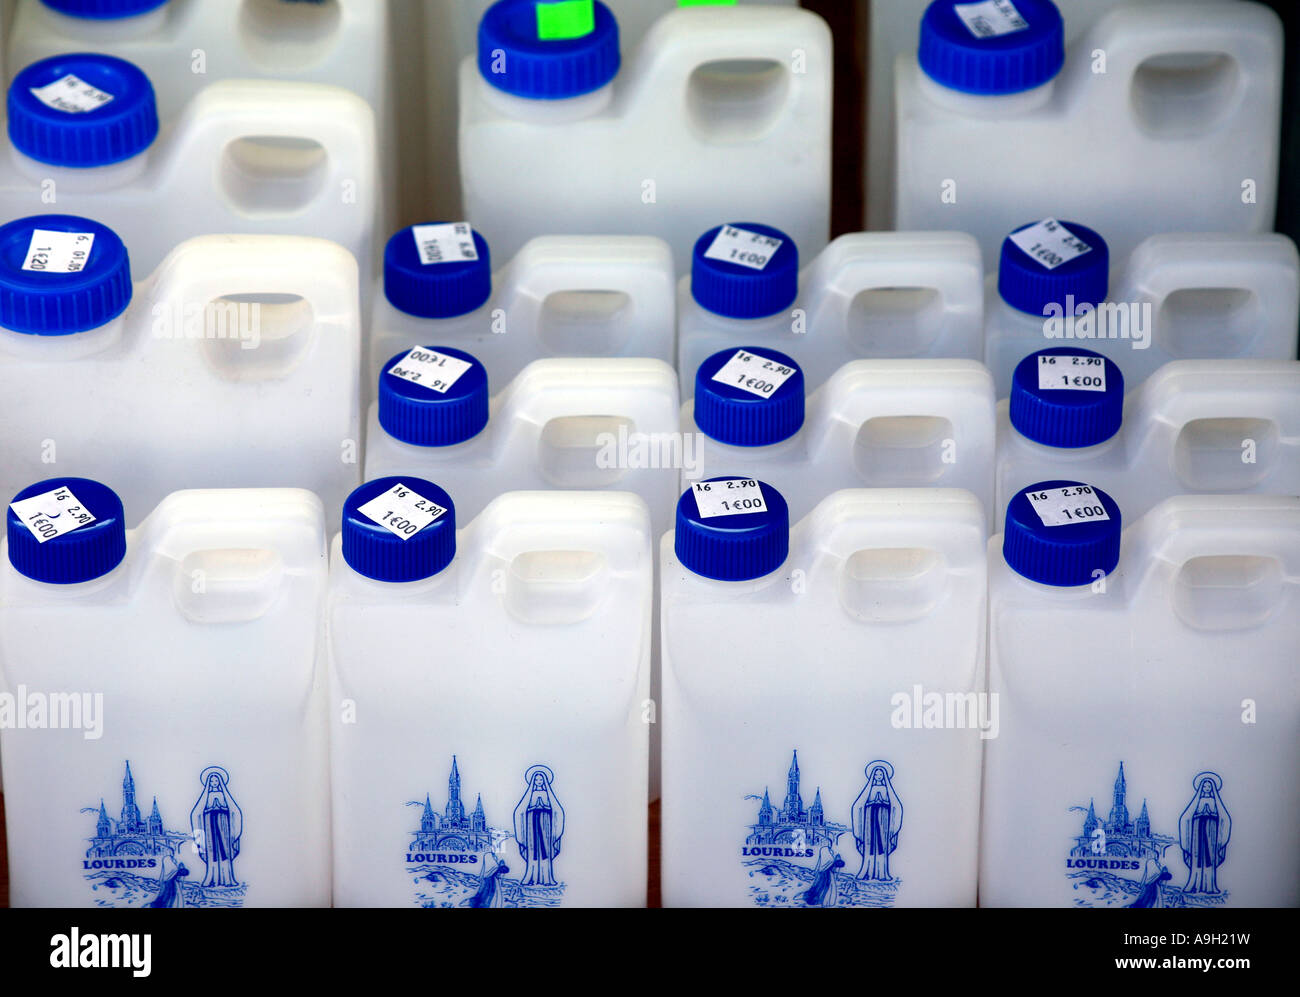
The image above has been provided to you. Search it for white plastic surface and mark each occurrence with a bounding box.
[0,78,377,277]
[460,5,831,271]
[686,359,996,527]
[0,234,361,525]
[328,490,653,907]
[985,233,1300,396]
[995,359,1300,522]
[661,488,987,907]
[679,232,985,397]
[0,487,331,907]
[982,494,1300,907]
[370,235,677,391]
[894,2,1283,266]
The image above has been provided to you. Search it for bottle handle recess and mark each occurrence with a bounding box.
[496,357,679,434]
[139,488,327,567]
[1117,234,1300,358]
[627,6,832,132]
[165,79,377,216]
[1127,360,1300,443]
[494,236,676,358]
[799,233,985,358]
[464,490,653,578]
[1080,3,1282,131]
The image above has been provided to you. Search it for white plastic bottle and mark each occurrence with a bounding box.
[363,348,680,538]
[678,223,985,397]
[460,2,832,269]
[894,0,1282,265]
[0,52,377,276]
[995,348,1300,521]
[983,482,1300,907]
[0,479,331,907]
[661,480,987,907]
[0,214,361,525]
[329,479,652,907]
[983,219,1300,396]
[684,345,995,526]
[370,222,676,391]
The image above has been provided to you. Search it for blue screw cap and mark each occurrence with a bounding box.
[0,214,132,335]
[341,477,457,583]
[918,0,1064,94]
[1002,479,1121,587]
[998,219,1109,318]
[691,223,799,320]
[9,53,159,167]
[378,346,490,447]
[694,346,805,447]
[7,477,127,584]
[674,477,789,582]
[1010,347,1124,448]
[383,223,492,319]
[478,0,620,100]
[39,0,168,18]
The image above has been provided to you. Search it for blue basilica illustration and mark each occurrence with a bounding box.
[82,761,246,908]
[1066,763,1231,908]
[405,757,566,908]
[742,751,903,908]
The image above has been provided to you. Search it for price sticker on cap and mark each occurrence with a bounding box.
[1037,353,1107,392]
[387,348,473,393]
[22,230,95,274]
[702,225,784,271]
[9,485,97,543]
[411,223,479,266]
[711,349,798,399]
[356,482,448,540]
[691,478,769,519]
[1025,484,1110,528]
[953,0,1029,38]
[28,73,115,113]
[1007,218,1092,270]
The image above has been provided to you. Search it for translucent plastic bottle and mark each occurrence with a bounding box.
[678,223,985,397]
[363,347,680,537]
[983,481,1300,907]
[894,0,1283,265]
[0,52,377,276]
[0,479,331,907]
[661,480,988,907]
[328,478,652,907]
[459,1,832,269]
[995,348,1300,521]
[369,222,675,392]
[684,346,995,526]
[983,219,1299,396]
[0,214,361,525]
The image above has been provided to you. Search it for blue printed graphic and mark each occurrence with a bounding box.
[406,758,565,908]
[742,752,902,908]
[1066,764,1230,908]
[82,761,246,908]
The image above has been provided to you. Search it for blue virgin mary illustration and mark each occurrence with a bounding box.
[189,766,242,888]
[851,761,902,881]
[1178,772,1230,894]
[512,765,565,887]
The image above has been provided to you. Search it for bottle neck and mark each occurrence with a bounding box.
[39,5,169,40]
[916,69,1055,117]
[9,144,150,191]
[478,78,615,123]
[0,313,127,358]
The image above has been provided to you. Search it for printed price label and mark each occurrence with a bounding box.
[1037,353,1107,392]
[387,348,473,393]
[21,229,95,274]
[711,349,798,398]
[9,485,97,544]
[356,483,448,540]
[702,225,784,271]
[1007,218,1092,270]
[953,0,1029,38]
[28,73,115,113]
[411,223,479,265]
[1025,484,1111,528]
[691,478,769,519]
